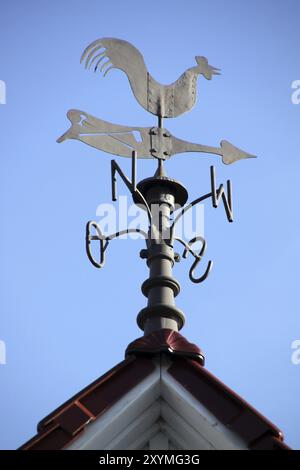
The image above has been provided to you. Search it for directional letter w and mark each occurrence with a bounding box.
[210,166,233,222]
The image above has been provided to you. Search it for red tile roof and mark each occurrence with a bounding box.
[20,330,290,450]
[126,328,204,364]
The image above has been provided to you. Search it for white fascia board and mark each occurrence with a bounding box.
[106,401,160,450]
[161,361,247,450]
[161,400,214,450]
[127,422,161,451]
[66,357,248,450]
[67,363,160,450]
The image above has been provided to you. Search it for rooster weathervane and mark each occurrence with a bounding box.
[58,38,256,328]
[58,38,255,165]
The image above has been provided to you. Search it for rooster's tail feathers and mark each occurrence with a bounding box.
[80,37,148,79]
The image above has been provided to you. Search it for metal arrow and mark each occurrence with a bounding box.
[57,109,256,165]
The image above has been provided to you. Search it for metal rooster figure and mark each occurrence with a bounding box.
[58,37,255,165]
[58,37,256,332]
[81,38,221,118]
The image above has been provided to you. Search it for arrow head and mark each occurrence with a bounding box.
[220,140,257,165]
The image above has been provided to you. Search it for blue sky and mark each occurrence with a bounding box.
[0,0,299,449]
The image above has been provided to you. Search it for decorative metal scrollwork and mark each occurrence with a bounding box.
[86,221,148,269]
[175,236,213,284]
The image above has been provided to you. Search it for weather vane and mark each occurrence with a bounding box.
[58,37,256,334]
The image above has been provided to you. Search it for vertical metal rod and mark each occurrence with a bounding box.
[210,165,218,207]
[227,179,232,210]
[158,116,164,129]
[111,160,117,201]
[224,179,233,222]
[157,158,163,175]
[132,150,137,192]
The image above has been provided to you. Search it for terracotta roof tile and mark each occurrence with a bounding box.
[168,358,287,448]
[126,329,204,364]
[20,356,155,450]
[20,330,290,450]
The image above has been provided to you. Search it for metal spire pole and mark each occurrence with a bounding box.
[136,117,188,334]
